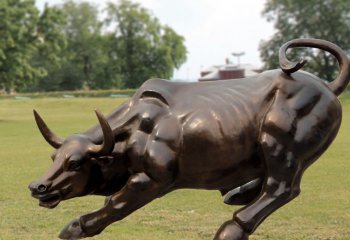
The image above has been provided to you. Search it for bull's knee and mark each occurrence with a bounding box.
[146,141,177,182]
[267,179,302,208]
[127,173,152,191]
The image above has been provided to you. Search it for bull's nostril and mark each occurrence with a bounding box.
[37,184,48,193]
[29,181,51,194]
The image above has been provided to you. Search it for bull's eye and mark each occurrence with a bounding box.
[68,160,82,171]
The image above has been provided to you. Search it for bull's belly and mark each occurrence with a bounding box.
[174,134,264,191]
[172,105,264,190]
[174,155,264,191]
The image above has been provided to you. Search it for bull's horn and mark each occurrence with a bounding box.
[33,110,64,148]
[89,109,115,155]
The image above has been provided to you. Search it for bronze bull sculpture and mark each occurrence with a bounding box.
[29,38,350,240]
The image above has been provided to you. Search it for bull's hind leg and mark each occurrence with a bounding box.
[214,131,303,240]
[214,84,341,239]
[215,90,309,240]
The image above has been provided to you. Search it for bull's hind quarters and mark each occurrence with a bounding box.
[30,39,349,240]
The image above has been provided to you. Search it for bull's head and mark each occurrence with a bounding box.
[29,110,115,209]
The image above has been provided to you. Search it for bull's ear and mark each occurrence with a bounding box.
[89,109,115,155]
[33,110,64,149]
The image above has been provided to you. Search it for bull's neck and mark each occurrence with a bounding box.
[90,153,130,196]
[84,100,133,144]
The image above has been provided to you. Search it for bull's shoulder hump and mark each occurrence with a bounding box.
[136,79,187,107]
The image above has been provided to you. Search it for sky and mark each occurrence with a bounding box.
[35,0,275,81]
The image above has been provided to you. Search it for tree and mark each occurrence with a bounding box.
[29,3,67,92]
[0,0,187,92]
[0,0,43,92]
[260,0,350,82]
[43,0,108,91]
[0,1,68,93]
[105,0,187,88]
[162,26,187,71]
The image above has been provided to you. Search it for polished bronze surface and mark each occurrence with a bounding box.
[29,39,350,240]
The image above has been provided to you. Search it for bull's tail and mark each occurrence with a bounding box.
[279,38,350,96]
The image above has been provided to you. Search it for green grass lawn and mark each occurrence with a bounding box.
[0,95,349,240]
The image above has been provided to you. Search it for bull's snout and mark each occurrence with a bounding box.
[29,180,62,208]
[28,180,52,195]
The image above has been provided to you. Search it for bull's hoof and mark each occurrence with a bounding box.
[214,220,249,240]
[59,219,87,239]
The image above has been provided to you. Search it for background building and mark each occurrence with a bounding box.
[199,64,261,81]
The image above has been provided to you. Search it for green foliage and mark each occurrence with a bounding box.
[0,88,135,99]
[260,0,350,82]
[37,0,187,90]
[30,3,68,91]
[0,0,44,92]
[0,0,187,92]
[105,0,187,88]
[32,1,107,91]
[162,25,187,69]
[0,1,68,93]
[59,1,109,90]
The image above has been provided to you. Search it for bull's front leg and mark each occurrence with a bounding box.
[59,172,171,239]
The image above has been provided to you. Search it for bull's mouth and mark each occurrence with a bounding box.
[34,191,62,209]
